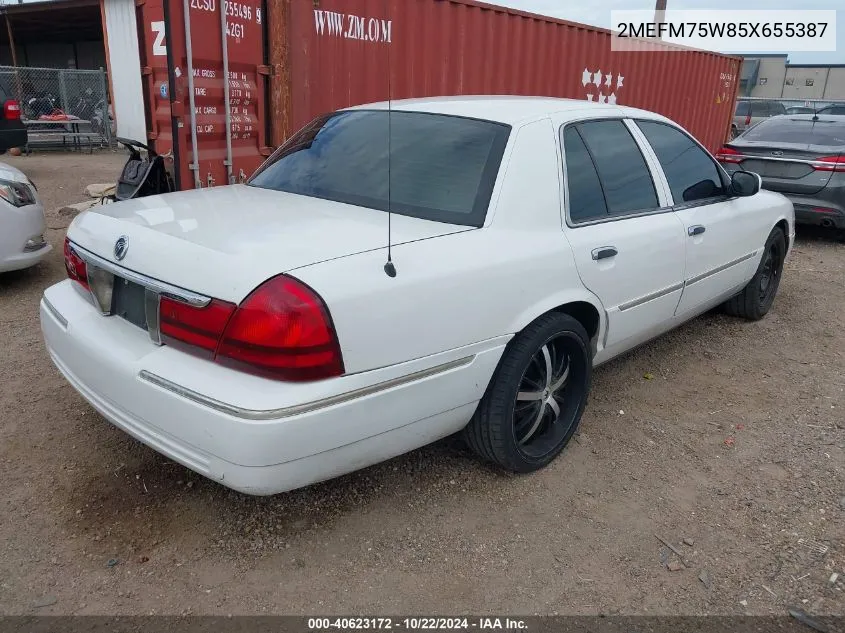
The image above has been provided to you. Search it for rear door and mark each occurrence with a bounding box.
[559,117,686,354]
[634,119,760,316]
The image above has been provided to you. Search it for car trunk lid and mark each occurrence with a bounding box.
[69,184,471,303]
[726,141,840,195]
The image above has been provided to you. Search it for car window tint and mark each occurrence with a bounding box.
[772,102,786,114]
[562,126,608,222]
[735,102,750,116]
[248,110,510,227]
[575,120,658,215]
[742,117,845,146]
[637,121,726,204]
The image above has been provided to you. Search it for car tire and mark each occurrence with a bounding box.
[723,227,786,320]
[730,125,738,140]
[464,312,592,473]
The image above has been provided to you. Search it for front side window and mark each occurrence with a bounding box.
[637,120,727,205]
[249,110,511,227]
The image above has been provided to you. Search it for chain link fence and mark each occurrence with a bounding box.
[0,65,112,149]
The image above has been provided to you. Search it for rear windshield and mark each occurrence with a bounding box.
[248,110,511,227]
[742,117,845,146]
[735,102,750,116]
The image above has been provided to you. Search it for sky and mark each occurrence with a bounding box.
[493,0,843,65]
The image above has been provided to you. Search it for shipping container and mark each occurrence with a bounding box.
[136,0,741,191]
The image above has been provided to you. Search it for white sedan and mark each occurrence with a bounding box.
[41,97,794,495]
[0,162,50,272]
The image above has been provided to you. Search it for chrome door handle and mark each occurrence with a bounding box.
[688,225,706,236]
[591,246,618,261]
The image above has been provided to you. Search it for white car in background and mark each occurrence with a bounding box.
[0,162,50,272]
[41,97,794,495]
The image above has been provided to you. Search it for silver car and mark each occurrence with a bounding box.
[732,100,787,138]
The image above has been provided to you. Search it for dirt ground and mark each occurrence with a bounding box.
[0,151,843,617]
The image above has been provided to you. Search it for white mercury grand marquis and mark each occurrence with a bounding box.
[41,97,795,495]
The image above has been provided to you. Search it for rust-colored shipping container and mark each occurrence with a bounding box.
[137,0,741,191]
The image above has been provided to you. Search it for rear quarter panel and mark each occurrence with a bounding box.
[291,118,604,374]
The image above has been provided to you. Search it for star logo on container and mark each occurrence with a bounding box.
[582,68,625,104]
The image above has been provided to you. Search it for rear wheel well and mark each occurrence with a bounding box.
[775,219,789,239]
[550,301,600,342]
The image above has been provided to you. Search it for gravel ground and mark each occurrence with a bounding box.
[0,152,843,617]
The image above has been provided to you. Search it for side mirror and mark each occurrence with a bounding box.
[731,170,761,197]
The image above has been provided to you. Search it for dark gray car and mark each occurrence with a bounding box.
[717,115,845,231]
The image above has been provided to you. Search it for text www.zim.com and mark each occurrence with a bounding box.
[314,10,393,43]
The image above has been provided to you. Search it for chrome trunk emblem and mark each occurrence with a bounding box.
[771,150,784,157]
[114,235,129,261]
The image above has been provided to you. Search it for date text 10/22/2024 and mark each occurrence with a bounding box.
[307,618,529,631]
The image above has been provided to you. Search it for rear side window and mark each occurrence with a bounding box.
[249,110,510,227]
[637,121,727,204]
[751,102,768,117]
[770,102,787,115]
[742,117,845,146]
[819,105,845,115]
[572,120,658,217]
[562,127,608,222]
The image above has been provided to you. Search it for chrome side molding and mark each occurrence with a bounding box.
[138,355,476,421]
[42,296,68,329]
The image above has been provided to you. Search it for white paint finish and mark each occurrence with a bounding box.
[44,97,796,494]
[103,0,147,142]
[674,197,763,316]
[69,185,471,303]
[41,281,501,494]
[0,162,51,272]
[564,213,687,350]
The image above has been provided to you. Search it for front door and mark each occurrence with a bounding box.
[632,119,759,316]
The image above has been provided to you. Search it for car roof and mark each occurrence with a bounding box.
[768,114,845,122]
[346,96,668,125]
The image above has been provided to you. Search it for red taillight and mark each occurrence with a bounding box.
[159,275,344,382]
[813,155,845,173]
[160,297,236,357]
[4,99,20,120]
[716,146,743,164]
[63,237,89,291]
[745,112,751,126]
[216,276,344,381]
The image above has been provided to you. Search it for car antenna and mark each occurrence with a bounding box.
[383,0,397,279]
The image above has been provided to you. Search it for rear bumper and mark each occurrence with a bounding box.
[41,280,504,495]
[786,195,845,229]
